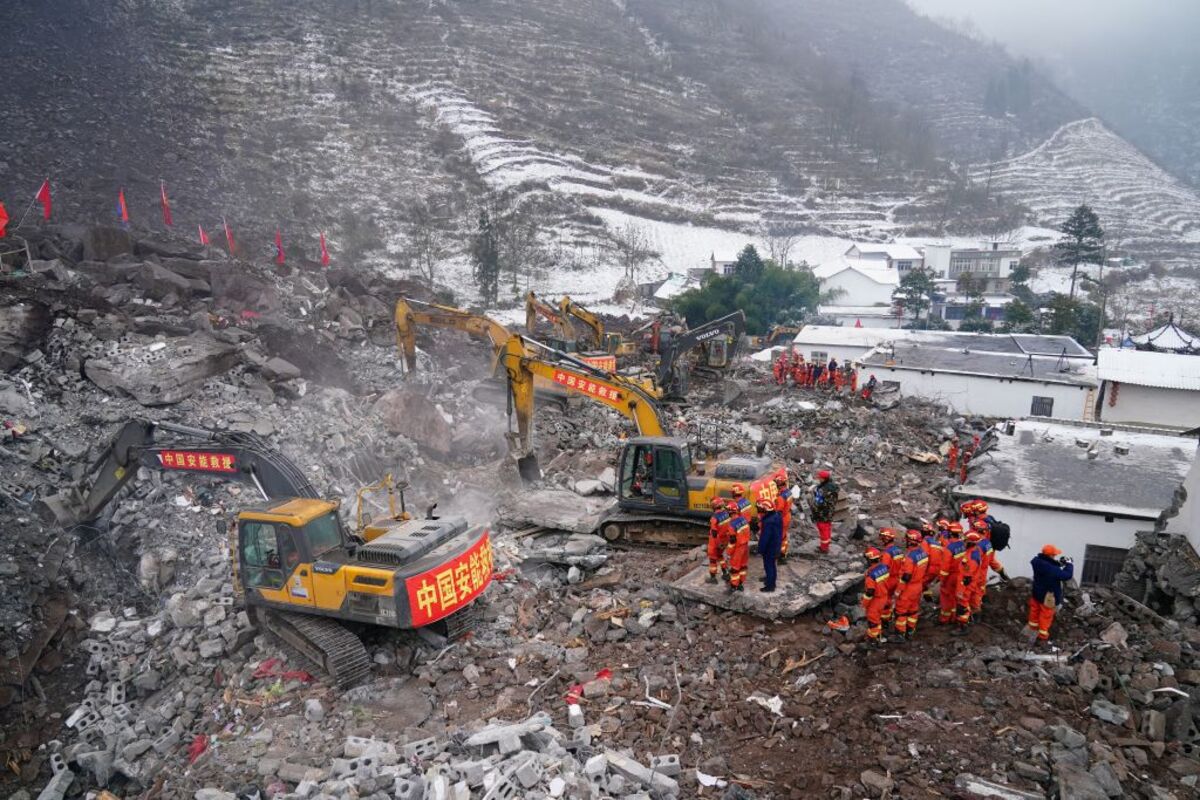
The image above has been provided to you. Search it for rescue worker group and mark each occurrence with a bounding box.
[706,474,1076,648]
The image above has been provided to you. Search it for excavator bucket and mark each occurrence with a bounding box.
[38,488,86,527]
[517,452,542,484]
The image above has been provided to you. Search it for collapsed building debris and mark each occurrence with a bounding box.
[1,224,1198,799]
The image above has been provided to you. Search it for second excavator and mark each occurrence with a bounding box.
[498,333,786,545]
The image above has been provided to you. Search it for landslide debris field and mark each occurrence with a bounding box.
[1,226,1198,799]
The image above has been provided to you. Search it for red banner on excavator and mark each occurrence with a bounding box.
[405,530,494,627]
[156,450,238,473]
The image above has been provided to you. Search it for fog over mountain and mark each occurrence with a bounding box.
[907,0,1200,187]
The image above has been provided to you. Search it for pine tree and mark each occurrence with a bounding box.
[470,209,500,305]
[892,267,935,327]
[733,244,766,283]
[1055,204,1105,301]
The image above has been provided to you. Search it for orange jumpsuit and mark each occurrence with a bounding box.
[773,354,789,385]
[833,369,845,393]
[849,369,858,394]
[725,513,751,588]
[939,539,967,624]
[791,359,807,387]
[894,544,930,636]
[707,508,732,577]
[969,540,1004,613]
[775,486,791,557]
[922,534,947,595]
[879,543,905,623]
[862,561,891,641]
[959,545,985,624]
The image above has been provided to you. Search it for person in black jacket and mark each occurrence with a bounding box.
[1028,544,1074,645]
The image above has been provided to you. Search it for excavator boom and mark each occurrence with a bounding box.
[655,309,745,398]
[558,295,605,351]
[525,291,574,341]
[394,297,511,374]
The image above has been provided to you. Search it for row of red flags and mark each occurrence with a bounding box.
[1,180,331,267]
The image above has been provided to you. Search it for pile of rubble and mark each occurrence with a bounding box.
[3,223,1199,800]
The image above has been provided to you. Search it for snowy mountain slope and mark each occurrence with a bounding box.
[977,119,1200,257]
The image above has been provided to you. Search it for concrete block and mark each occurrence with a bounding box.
[344,736,396,758]
[604,750,679,796]
[568,704,585,730]
[451,780,471,800]
[481,774,521,800]
[402,736,442,760]
[584,754,607,778]
[35,768,75,800]
[48,754,68,775]
[497,734,522,755]
[152,727,180,755]
[515,757,543,789]
[392,775,424,800]
[649,754,681,777]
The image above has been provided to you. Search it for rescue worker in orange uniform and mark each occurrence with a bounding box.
[938,522,967,625]
[968,520,1009,617]
[725,496,752,592]
[1028,544,1073,645]
[957,531,985,631]
[861,547,891,645]
[947,440,960,474]
[791,355,807,388]
[922,522,948,600]
[773,352,787,385]
[877,528,905,627]
[848,367,858,395]
[706,497,732,583]
[773,475,792,561]
[894,530,930,640]
[832,366,845,393]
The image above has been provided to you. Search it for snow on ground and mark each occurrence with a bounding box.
[1029,263,1101,295]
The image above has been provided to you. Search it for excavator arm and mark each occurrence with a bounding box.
[394,297,511,374]
[558,296,605,351]
[655,310,746,398]
[498,334,666,479]
[43,419,322,526]
[525,291,574,341]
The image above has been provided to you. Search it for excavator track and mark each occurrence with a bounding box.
[254,608,372,688]
[599,513,709,548]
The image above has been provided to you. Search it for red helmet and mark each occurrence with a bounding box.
[731,483,745,498]
[710,496,726,510]
[774,475,787,487]
[865,547,881,562]
[935,518,951,530]
[974,500,989,515]
[878,527,897,543]
[959,501,974,516]
[972,520,990,533]
[947,522,964,536]
[965,531,981,544]
[817,470,831,480]
[905,529,922,545]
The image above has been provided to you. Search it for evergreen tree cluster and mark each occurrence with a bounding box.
[672,245,819,334]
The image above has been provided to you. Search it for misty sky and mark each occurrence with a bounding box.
[905,0,1199,60]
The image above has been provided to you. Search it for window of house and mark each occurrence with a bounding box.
[810,351,828,364]
[1030,396,1054,417]
[895,260,911,270]
[1081,544,1129,586]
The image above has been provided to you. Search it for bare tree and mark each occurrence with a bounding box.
[499,205,545,294]
[610,222,659,284]
[761,219,799,268]
[404,196,451,291]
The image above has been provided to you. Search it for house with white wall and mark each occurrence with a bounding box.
[858,332,1097,419]
[789,325,910,366]
[844,244,924,273]
[816,305,902,329]
[956,419,1196,586]
[1096,348,1200,430]
[815,262,899,307]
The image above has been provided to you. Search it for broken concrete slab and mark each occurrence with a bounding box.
[373,388,453,457]
[497,490,612,535]
[83,333,238,406]
[671,552,861,620]
[604,749,679,796]
[953,773,1041,799]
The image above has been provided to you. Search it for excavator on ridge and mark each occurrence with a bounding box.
[498,333,786,545]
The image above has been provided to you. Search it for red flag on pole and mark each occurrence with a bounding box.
[275,229,285,265]
[198,224,210,246]
[0,202,8,238]
[160,182,173,227]
[223,216,236,255]
[117,189,130,224]
[35,180,52,220]
[319,231,330,267]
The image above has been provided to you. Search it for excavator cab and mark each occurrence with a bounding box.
[705,338,730,368]
[616,438,691,514]
[236,498,347,606]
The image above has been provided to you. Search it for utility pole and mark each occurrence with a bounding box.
[1095,244,1108,351]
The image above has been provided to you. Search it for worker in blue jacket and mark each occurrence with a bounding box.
[757,497,783,593]
[1028,544,1073,645]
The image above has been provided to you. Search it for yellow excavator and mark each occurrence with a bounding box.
[525,291,575,342]
[498,334,786,544]
[42,420,492,686]
[557,295,637,357]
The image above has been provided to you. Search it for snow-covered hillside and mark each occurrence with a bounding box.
[978,119,1200,258]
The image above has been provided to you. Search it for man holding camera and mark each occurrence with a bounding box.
[1028,544,1074,645]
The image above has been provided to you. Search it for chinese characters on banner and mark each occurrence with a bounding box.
[405,531,494,626]
[551,370,622,403]
[156,450,238,473]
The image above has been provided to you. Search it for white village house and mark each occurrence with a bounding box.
[843,244,924,273]
[858,332,1097,419]
[956,419,1196,586]
[789,325,909,366]
[1096,348,1200,430]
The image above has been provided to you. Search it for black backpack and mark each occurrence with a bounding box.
[989,519,1011,551]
